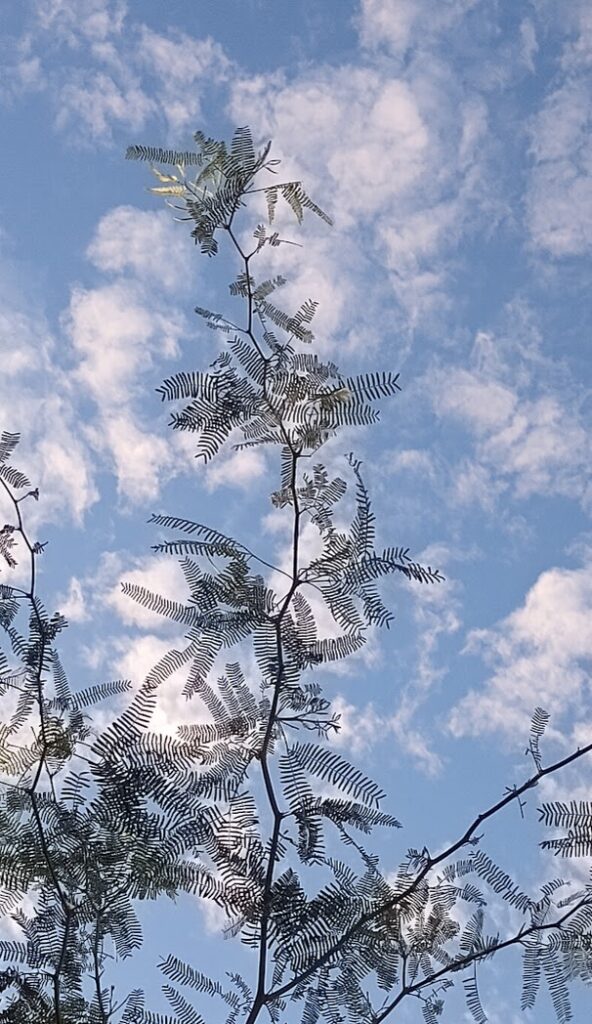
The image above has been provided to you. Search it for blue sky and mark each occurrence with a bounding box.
[0,1,591,1021]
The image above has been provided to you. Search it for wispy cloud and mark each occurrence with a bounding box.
[8,1,231,143]
[332,544,462,776]
[430,312,591,513]
[526,78,592,258]
[56,69,155,140]
[55,575,88,622]
[35,0,127,44]
[526,5,592,258]
[0,285,98,526]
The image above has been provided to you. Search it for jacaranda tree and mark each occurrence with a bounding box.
[0,126,591,1024]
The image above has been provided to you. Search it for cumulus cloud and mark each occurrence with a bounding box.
[17,0,498,339]
[110,632,208,734]
[355,0,477,58]
[87,550,188,630]
[65,281,182,401]
[331,696,383,754]
[35,409,99,524]
[62,276,186,502]
[230,68,430,224]
[80,552,247,737]
[205,448,267,492]
[102,414,175,502]
[228,25,496,335]
[135,26,230,132]
[3,199,195,516]
[449,559,592,741]
[437,369,517,433]
[449,386,589,505]
[87,206,193,292]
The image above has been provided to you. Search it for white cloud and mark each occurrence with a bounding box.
[389,448,436,479]
[77,628,213,738]
[102,414,175,503]
[31,396,98,521]
[449,559,592,741]
[331,546,460,775]
[137,26,227,84]
[136,26,230,133]
[230,68,430,223]
[23,5,231,142]
[111,633,199,733]
[90,550,188,630]
[520,18,538,73]
[466,388,587,503]
[3,205,191,518]
[196,897,230,936]
[35,0,127,45]
[436,369,517,434]
[356,0,477,58]
[62,278,186,502]
[56,70,155,141]
[386,548,461,775]
[55,575,88,622]
[483,394,589,499]
[228,40,496,334]
[331,696,383,754]
[356,0,417,56]
[538,0,592,74]
[65,281,182,404]
[18,0,496,340]
[87,206,193,293]
[526,21,592,259]
[431,324,591,511]
[205,448,267,492]
[447,461,489,512]
[0,300,99,526]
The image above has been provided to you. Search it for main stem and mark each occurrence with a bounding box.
[224,215,304,1024]
[246,449,301,1024]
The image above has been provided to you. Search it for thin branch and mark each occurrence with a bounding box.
[376,896,592,1022]
[268,736,592,1000]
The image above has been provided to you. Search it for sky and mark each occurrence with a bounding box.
[0,0,591,1021]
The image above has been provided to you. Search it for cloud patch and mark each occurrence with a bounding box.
[449,559,592,742]
[87,206,194,295]
[431,323,591,512]
[526,6,592,258]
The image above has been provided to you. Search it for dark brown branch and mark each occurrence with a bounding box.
[375,895,592,1022]
[268,736,592,1001]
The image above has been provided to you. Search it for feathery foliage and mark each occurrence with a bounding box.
[0,126,590,1023]
[121,127,592,1024]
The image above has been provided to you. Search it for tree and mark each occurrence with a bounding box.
[0,126,591,1024]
